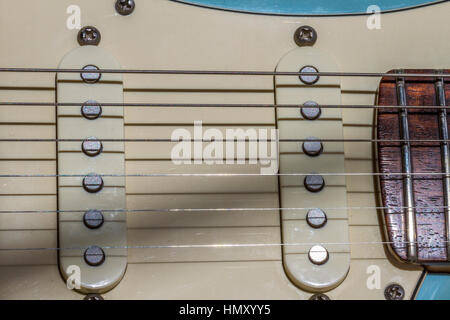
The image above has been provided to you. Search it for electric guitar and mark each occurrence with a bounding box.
[0,0,449,300]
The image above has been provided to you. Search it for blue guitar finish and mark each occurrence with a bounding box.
[172,0,444,15]
[416,274,450,300]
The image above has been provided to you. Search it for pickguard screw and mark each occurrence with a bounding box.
[299,65,320,85]
[80,65,101,84]
[83,209,104,229]
[77,26,101,46]
[115,0,135,16]
[84,245,105,267]
[301,101,321,120]
[83,173,104,193]
[304,174,325,192]
[84,293,104,300]
[384,283,405,300]
[309,293,330,300]
[294,26,317,47]
[82,137,103,157]
[81,100,102,120]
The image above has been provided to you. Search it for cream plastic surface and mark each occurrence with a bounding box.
[56,46,127,293]
[1,0,449,299]
[275,47,350,292]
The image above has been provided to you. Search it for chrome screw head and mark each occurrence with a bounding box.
[80,65,101,83]
[308,245,329,265]
[83,173,104,193]
[82,137,103,157]
[77,26,101,46]
[83,209,104,229]
[304,174,325,192]
[81,100,102,120]
[306,208,327,229]
[84,245,105,266]
[294,26,317,47]
[384,283,405,300]
[84,294,104,300]
[115,0,135,16]
[309,293,330,300]
[303,137,323,157]
[301,101,321,120]
[299,65,320,85]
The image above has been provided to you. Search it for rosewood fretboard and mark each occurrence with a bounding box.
[377,69,450,264]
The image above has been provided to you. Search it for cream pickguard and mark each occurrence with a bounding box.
[0,0,449,299]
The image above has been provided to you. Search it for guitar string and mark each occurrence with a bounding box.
[1,71,448,252]
[0,138,449,142]
[0,172,450,177]
[1,68,449,77]
[1,102,450,110]
[0,205,448,214]
[2,241,449,252]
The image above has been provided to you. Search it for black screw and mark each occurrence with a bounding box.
[84,245,105,267]
[384,283,405,300]
[83,209,104,229]
[309,293,330,300]
[77,26,101,46]
[115,0,135,16]
[83,173,104,193]
[294,26,317,47]
[84,293,104,300]
[304,174,325,193]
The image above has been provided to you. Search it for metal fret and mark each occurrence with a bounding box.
[436,75,450,261]
[396,71,417,262]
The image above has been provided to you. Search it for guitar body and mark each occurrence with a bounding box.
[0,0,449,299]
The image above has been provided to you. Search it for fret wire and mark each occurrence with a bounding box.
[0,67,449,78]
[1,102,450,110]
[0,205,448,214]
[2,240,449,252]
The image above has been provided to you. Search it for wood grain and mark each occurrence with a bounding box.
[377,69,449,262]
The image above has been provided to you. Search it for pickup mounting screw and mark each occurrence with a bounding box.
[77,26,101,46]
[294,26,317,47]
[309,293,330,300]
[115,0,135,16]
[384,283,405,300]
[84,294,104,300]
